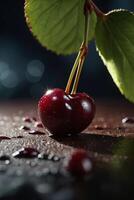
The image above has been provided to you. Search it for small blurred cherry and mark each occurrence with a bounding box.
[65,150,93,176]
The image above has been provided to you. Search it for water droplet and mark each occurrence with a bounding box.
[12,136,24,139]
[0,155,11,164]
[28,130,44,135]
[38,153,48,160]
[0,155,10,161]
[23,117,32,123]
[122,117,134,124]
[0,136,11,141]
[53,156,60,162]
[38,153,60,162]
[35,122,43,128]
[94,125,104,130]
[12,147,39,158]
[19,126,30,131]
[32,117,37,121]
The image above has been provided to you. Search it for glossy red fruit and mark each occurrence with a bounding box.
[66,150,93,176]
[38,88,95,136]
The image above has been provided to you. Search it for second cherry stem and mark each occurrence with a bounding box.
[65,0,91,95]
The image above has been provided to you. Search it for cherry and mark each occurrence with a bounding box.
[65,150,93,176]
[38,88,95,136]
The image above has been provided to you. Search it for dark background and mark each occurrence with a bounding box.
[0,0,133,99]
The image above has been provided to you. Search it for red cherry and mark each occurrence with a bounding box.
[38,88,95,136]
[66,150,93,176]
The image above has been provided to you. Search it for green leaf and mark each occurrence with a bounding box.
[25,0,97,55]
[95,10,134,102]
[88,11,97,43]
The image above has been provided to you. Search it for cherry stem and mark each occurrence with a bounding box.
[71,0,90,94]
[65,0,103,94]
[71,56,85,94]
[90,0,105,18]
[65,45,82,94]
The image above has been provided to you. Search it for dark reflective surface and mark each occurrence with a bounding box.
[0,100,134,200]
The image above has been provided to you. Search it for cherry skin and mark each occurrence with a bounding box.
[65,150,93,176]
[38,88,95,136]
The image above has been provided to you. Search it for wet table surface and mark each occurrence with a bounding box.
[0,99,134,200]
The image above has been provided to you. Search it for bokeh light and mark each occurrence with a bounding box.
[26,60,45,83]
[0,61,9,73]
[0,69,19,88]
